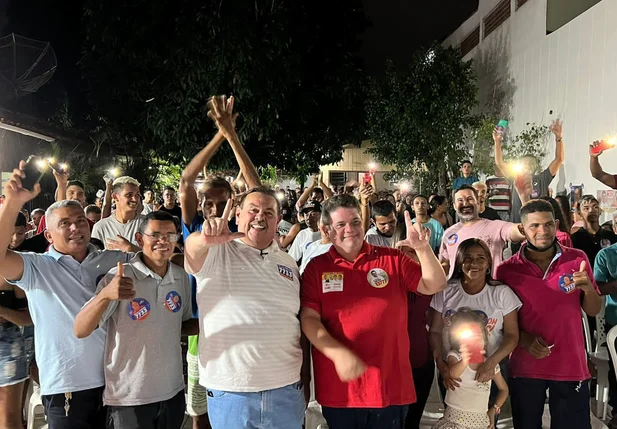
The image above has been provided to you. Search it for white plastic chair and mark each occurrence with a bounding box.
[607,325,617,377]
[583,298,611,420]
[26,383,45,429]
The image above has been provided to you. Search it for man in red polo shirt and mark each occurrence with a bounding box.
[301,194,447,429]
[495,199,601,429]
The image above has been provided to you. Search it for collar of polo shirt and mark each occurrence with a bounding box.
[329,241,374,264]
[519,241,563,265]
[232,238,280,255]
[129,252,180,283]
[47,243,98,262]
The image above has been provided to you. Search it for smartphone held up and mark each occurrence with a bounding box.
[458,323,485,364]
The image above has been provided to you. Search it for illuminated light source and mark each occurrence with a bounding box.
[108,167,120,178]
[59,163,68,171]
[368,162,377,170]
[236,180,244,188]
[35,159,47,169]
[609,137,617,146]
[276,191,285,201]
[400,182,410,192]
[459,329,472,340]
[511,162,524,175]
[47,157,55,164]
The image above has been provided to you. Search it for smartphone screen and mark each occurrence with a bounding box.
[21,156,46,191]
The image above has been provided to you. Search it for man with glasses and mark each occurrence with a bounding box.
[92,176,146,252]
[75,210,196,428]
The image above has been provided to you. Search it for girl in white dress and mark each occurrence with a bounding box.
[433,309,508,429]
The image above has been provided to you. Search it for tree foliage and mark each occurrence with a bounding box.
[79,0,368,179]
[365,45,479,193]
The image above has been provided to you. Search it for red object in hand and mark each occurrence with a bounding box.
[591,139,616,155]
[363,173,372,184]
[460,324,484,364]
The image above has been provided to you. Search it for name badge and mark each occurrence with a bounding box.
[322,272,344,293]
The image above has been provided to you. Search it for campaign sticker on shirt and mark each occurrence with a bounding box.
[558,274,576,294]
[601,238,612,249]
[165,291,182,313]
[128,298,151,321]
[447,234,458,246]
[531,181,540,198]
[278,264,294,281]
[322,272,344,293]
[367,269,389,289]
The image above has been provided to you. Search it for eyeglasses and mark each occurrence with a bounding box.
[141,232,179,243]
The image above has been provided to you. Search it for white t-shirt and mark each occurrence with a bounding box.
[92,214,147,247]
[189,239,302,392]
[431,279,522,358]
[288,228,321,262]
[364,227,392,248]
[444,351,498,413]
[299,241,332,275]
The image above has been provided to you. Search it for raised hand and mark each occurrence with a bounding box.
[3,161,41,207]
[590,140,604,158]
[207,95,238,136]
[52,164,69,188]
[549,119,563,139]
[202,199,246,247]
[396,211,431,251]
[106,235,133,252]
[492,129,503,145]
[574,260,594,294]
[102,262,136,301]
[359,183,374,204]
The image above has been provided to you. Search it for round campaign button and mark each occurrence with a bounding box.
[558,274,576,294]
[367,269,389,289]
[601,238,612,249]
[165,291,182,313]
[447,234,458,246]
[128,298,151,321]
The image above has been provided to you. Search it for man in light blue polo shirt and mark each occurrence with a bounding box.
[0,162,131,429]
[594,237,617,428]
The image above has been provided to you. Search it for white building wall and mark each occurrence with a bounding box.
[444,0,617,204]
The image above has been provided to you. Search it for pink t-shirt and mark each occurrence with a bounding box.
[440,219,512,278]
[495,244,599,381]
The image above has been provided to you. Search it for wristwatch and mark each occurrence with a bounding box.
[493,404,501,415]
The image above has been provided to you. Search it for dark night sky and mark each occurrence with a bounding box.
[361,0,479,73]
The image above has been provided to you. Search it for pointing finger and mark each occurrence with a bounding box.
[221,198,233,222]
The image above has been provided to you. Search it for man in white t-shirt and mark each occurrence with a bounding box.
[440,186,524,278]
[288,200,321,263]
[92,176,146,252]
[184,188,307,429]
[364,200,397,248]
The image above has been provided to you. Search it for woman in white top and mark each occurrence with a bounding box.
[433,309,508,429]
[429,238,521,416]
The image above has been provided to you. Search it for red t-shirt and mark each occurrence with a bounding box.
[495,244,599,381]
[301,242,422,408]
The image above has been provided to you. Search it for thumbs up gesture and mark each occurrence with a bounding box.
[102,262,136,301]
[573,260,594,294]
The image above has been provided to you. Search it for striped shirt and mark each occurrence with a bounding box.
[189,239,302,392]
[485,176,511,212]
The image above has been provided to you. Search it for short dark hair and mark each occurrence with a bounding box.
[321,194,360,226]
[454,185,478,199]
[461,160,472,167]
[452,238,494,281]
[520,199,555,223]
[239,186,280,214]
[67,180,85,191]
[371,200,396,219]
[84,204,101,215]
[539,197,569,234]
[140,210,178,232]
[15,212,27,228]
[576,194,600,212]
[311,188,325,198]
[31,208,45,217]
[163,186,176,193]
[203,177,233,198]
[412,194,428,205]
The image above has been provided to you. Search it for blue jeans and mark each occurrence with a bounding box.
[206,381,305,429]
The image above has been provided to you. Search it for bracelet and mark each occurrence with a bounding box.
[493,404,501,415]
[556,137,563,142]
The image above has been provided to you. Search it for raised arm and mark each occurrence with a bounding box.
[590,141,617,189]
[319,172,334,199]
[297,175,318,211]
[180,131,226,226]
[102,177,113,219]
[0,163,39,282]
[53,167,69,202]
[207,96,261,189]
[493,130,511,179]
[547,119,565,176]
[359,183,374,234]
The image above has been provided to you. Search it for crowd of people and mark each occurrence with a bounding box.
[0,95,616,429]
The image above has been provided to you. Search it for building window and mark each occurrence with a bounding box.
[460,26,480,57]
[483,0,511,39]
[516,0,529,8]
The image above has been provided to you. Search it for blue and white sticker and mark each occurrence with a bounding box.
[558,274,576,294]
[165,291,182,313]
[278,264,294,281]
[128,298,151,321]
[447,234,459,246]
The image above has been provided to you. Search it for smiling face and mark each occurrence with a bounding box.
[454,189,479,222]
[67,185,87,207]
[137,219,177,263]
[324,207,364,256]
[45,206,91,255]
[461,244,490,282]
[236,192,280,249]
[113,184,141,214]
